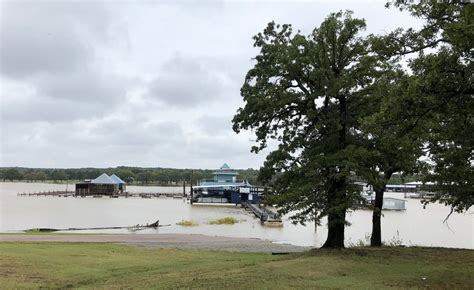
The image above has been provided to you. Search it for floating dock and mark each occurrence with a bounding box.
[244,201,282,224]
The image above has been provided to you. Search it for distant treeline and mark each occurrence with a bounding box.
[0,166,260,186]
[0,166,417,187]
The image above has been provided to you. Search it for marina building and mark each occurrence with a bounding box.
[191,163,264,204]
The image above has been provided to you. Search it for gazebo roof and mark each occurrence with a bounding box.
[110,174,126,184]
[220,163,231,170]
[91,173,116,184]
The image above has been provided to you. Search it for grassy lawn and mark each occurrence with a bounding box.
[0,243,472,289]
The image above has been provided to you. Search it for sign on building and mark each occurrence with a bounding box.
[239,187,250,193]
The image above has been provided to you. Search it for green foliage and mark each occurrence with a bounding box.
[374,0,473,212]
[22,171,48,182]
[208,217,242,225]
[136,171,155,185]
[49,169,68,182]
[1,168,23,181]
[0,166,260,186]
[176,220,199,227]
[388,174,419,185]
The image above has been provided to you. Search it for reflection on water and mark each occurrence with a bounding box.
[0,182,472,249]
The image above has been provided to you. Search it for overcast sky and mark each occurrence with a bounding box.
[0,0,420,169]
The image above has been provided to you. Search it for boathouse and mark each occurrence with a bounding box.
[110,174,126,192]
[191,163,264,204]
[360,194,407,211]
[75,173,126,196]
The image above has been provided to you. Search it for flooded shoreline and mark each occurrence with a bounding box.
[1,182,472,249]
[0,233,309,253]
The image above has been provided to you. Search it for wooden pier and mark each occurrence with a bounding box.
[17,191,184,199]
[17,191,74,197]
[244,201,282,224]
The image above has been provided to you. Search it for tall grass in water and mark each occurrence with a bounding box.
[208,217,242,225]
[176,220,199,227]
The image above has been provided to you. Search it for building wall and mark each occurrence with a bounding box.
[75,183,117,196]
[213,173,237,182]
[231,192,241,204]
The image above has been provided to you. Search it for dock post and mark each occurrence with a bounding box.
[190,170,194,204]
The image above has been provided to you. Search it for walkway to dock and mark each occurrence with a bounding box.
[17,191,74,197]
[244,201,281,222]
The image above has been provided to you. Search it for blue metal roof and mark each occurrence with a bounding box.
[220,163,230,169]
[110,174,126,184]
[91,173,116,184]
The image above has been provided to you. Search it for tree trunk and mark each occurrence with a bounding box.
[322,179,347,249]
[370,187,384,247]
[322,209,346,248]
[322,95,348,249]
[370,171,393,247]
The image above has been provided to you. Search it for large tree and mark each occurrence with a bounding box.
[355,68,424,246]
[2,168,23,181]
[233,12,385,248]
[372,0,473,213]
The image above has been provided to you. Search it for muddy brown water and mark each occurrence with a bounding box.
[0,182,472,249]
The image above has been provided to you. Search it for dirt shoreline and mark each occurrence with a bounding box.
[0,233,310,253]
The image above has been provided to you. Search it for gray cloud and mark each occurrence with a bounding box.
[37,71,127,104]
[0,1,130,124]
[3,95,114,123]
[87,118,184,146]
[0,1,111,78]
[146,55,230,107]
[0,1,420,169]
[196,115,233,136]
[1,68,130,123]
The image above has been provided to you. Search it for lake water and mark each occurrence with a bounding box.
[0,182,472,249]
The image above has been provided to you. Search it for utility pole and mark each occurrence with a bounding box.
[190,170,194,204]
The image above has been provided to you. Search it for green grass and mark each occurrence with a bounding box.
[208,217,242,225]
[0,243,472,289]
[176,219,199,226]
[24,228,41,233]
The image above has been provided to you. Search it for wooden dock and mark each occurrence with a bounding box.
[244,201,282,224]
[17,191,184,198]
[17,191,74,197]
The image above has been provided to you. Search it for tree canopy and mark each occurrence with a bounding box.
[233,11,388,248]
[372,0,473,212]
[234,1,472,248]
